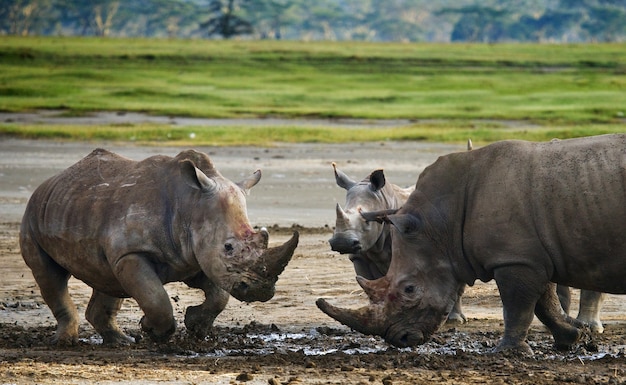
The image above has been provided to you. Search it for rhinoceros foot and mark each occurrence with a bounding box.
[140,315,176,343]
[184,305,220,338]
[445,311,467,325]
[100,330,136,346]
[552,324,584,352]
[51,332,79,347]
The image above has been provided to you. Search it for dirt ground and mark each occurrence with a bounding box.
[1,138,624,385]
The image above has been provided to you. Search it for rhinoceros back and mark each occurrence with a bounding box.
[445,134,626,292]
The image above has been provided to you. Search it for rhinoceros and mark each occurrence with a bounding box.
[20,148,298,345]
[328,163,466,324]
[317,134,626,354]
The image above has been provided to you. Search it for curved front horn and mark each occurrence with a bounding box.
[261,231,299,278]
[316,298,386,336]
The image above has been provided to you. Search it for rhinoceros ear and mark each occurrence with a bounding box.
[369,169,386,191]
[180,160,217,192]
[237,169,262,193]
[387,214,421,235]
[332,162,356,190]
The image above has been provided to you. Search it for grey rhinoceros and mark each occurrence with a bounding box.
[20,149,298,346]
[328,163,466,324]
[318,134,626,354]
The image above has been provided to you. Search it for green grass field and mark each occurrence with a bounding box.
[0,37,624,145]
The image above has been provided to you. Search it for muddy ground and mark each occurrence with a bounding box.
[1,138,624,385]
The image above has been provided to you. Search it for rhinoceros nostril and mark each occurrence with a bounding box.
[224,243,233,252]
[237,281,249,292]
[352,240,360,246]
[399,333,409,346]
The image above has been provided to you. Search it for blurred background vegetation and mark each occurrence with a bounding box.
[2,0,625,43]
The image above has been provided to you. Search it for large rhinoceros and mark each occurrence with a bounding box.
[317,134,626,354]
[20,149,298,346]
[328,163,465,324]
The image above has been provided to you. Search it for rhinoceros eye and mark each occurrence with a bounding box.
[224,243,234,253]
[404,285,416,294]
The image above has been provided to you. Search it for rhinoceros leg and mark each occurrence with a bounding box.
[183,272,230,338]
[113,254,175,342]
[556,284,571,314]
[446,285,467,325]
[533,283,582,351]
[577,290,605,334]
[85,290,133,345]
[20,240,79,346]
[493,266,545,355]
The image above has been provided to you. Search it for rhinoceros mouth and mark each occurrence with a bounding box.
[328,236,361,254]
[231,278,275,302]
[384,323,428,348]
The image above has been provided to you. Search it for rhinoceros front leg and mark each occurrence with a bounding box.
[533,282,582,351]
[85,290,134,345]
[20,240,79,346]
[183,272,230,338]
[446,285,467,325]
[493,266,545,355]
[113,254,176,342]
[556,284,572,314]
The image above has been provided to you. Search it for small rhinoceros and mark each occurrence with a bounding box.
[20,148,298,346]
[329,163,468,324]
[318,134,626,355]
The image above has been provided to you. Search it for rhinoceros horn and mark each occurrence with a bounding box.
[335,203,350,227]
[260,231,299,278]
[316,298,386,336]
[356,275,388,304]
[317,274,391,335]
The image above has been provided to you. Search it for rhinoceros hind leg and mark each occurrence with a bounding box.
[113,254,176,342]
[534,283,582,351]
[577,290,605,334]
[20,240,79,346]
[183,273,229,338]
[85,290,133,345]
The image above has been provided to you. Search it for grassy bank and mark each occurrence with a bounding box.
[2,121,624,147]
[0,37,624,144]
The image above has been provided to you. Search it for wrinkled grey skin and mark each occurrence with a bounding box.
[328,163,466,324]
[20,149,298,346]
[318,134,626,355]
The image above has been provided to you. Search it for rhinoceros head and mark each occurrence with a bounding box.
[318,202,462,347]
[329,163,387,254]
[177,152,298,303]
